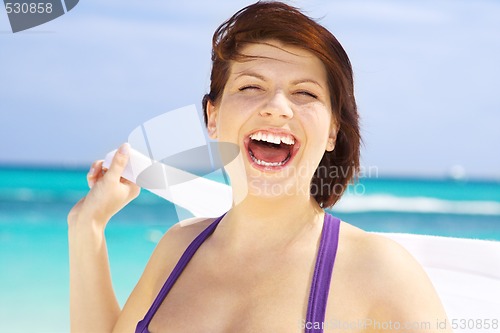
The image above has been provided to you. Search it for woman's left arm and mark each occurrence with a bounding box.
[366,234,453,333]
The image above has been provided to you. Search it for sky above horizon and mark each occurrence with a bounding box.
[1,0,499,179]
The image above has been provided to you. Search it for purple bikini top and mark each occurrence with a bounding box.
[136,213,340,333]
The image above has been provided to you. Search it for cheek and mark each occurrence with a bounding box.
[217,97,255,126]
[301,110,332,141]
[214,108,245,141]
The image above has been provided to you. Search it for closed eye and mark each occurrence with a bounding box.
[239,85,261,91]
[295,90,318,99]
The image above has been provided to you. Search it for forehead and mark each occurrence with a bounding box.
[229,41,328,81]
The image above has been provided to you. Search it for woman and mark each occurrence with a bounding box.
[68,2,451,332]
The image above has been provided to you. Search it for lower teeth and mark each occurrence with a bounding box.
[249,151,288,167]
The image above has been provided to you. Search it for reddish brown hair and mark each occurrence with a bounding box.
[202,1,361,207]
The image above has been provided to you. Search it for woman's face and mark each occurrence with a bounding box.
[207,40,337,200]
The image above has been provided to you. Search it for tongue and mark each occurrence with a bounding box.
[248,140,290,163]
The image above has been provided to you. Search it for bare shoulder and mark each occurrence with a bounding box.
[336,222,451,331]
[145,217,216,294]
[112,216,216,333]
[338,222,438,300]
[339,222,425,274]
[155,217,216,257]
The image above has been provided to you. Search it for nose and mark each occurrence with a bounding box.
[259,91,293,119]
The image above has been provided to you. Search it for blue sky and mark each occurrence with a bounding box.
[1,0,499,179]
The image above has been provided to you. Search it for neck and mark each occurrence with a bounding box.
[213,194,325,253]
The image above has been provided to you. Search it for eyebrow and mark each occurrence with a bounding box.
[233,71,267,81]
[291,79,325,90]
[233,71,325,89]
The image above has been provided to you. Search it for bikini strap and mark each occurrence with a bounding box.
[136,213,340,333]
[136,214,225,333]
[305,213,341,333]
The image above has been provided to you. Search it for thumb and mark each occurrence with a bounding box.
[106,143,130,181]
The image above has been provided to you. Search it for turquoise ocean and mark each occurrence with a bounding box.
[1,166,499,332]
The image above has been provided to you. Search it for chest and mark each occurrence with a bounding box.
[148,245,320,333]
[147,229,372,332]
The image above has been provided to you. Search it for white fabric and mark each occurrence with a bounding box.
[381,233,500,327]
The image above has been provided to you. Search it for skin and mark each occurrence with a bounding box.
[69,41,452,333]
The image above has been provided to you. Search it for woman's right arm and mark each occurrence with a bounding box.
[68,143,140,333]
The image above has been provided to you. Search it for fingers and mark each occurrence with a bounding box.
[87,160,104,188]
[106,143,130,181]
[86,143,131,189]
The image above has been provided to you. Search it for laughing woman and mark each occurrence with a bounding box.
[68,2,451,332]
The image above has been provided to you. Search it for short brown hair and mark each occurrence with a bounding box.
[202,1,361,207]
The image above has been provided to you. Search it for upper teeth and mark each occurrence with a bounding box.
[249,131,295,145]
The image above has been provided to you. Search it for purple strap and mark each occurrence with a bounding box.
[136,214,225,333]
[305,213,341,333]
[136,213,340,333]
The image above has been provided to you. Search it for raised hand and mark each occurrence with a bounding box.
[68,143,140,228]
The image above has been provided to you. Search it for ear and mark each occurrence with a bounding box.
[206,99,218,139]
[326,120,339,152]
[326,137,336,152]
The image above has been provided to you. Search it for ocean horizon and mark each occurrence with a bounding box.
[1,165,499,332]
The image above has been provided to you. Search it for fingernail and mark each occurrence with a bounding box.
[89,179,95,188]
[118,143,129,155]
[88,167,95,176]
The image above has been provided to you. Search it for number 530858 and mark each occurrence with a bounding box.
[5,2,53,14]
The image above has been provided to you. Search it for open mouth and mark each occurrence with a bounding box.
[245,130,299,169]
